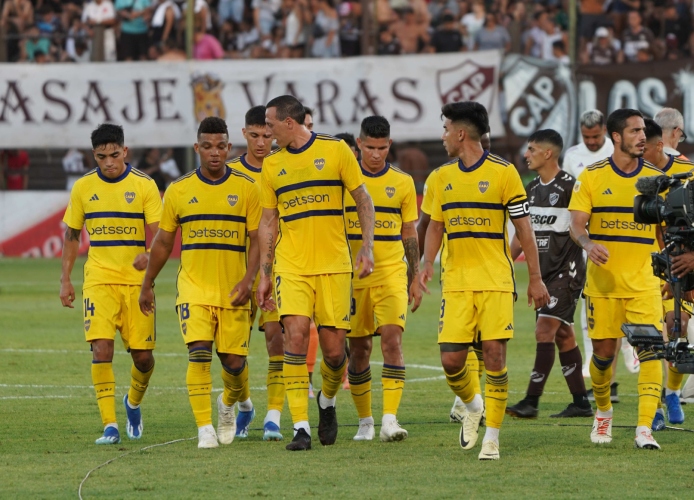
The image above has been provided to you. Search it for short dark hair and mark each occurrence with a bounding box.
[335,132,357,150]
[606,108,643,142]
[528,128,563,153]
[360,116,390,139]
[245,105,267,127]
[266,95,306,124]
[91,123,124,149]
[304,107,313,117]
[441,101,489,139]
[644,118,663,142]
[552,40,565,52]
[197,116,228,138]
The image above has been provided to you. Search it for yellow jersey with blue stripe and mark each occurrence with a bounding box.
[662,154,694,176]
[428,151,528,293]
[568,157,662,298]
[344,163,418,289]
[260,132,364,275]
[159,167,261,309]
[63,164,161,290]
[421,167,448,276]
[227,154,263,290]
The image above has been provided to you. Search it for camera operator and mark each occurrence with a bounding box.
[569,109,664,450]
[643,117,694,429]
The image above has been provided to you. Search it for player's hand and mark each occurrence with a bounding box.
[409,275,423,313]
[257,275,276,312]
[139,285,155,316]
[527,275,550,309]
[419,261,434,295]
[230,278,253,307]
[355,245,375,279]
[671,252,694,277]
[132,251,150,271]
[662,282,673,300]
[584,241,609,266]
[59,279,75,308]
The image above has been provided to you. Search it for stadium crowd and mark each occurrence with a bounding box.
[0,0,692,63]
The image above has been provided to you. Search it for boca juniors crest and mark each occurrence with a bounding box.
[478,181,490,193]
[227,194,238,207]
[314,158,325,171]
[124,192,135,204]
[84,319,91,332]
[385,186,395,198]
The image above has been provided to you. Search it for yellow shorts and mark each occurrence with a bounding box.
[586,294,662,340]
[662,298,694,316]
[438,291,514,344]
[275,272,352,330]
[250,290,280,330]
[177,303,251,355]
[347,281,408,338]
[82,285,155,350]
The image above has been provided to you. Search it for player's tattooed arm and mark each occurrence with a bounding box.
[350,184,375,278]
[259,208,279,278]
[60,227,82,308]
[401,221,420,282]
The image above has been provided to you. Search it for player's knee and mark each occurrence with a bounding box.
[440,352,464,374]
[131,349,154,372]
[91,339,114,362]
[220,353,246,371]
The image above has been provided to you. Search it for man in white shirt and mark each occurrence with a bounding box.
[654,108,689,159]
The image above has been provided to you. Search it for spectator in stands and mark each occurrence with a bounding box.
[1,149,30,190]
[392,6,429,54]
[410,0,431,28]
[622,10,659,62]
[157,37,186,60]
[65,17,91,62]
[552,39,570,64]
[182,0,212,32]
[475,11,511,52]
[19,25,52,62]
[116,0,153,61]
[584,26,623,64]
[428,0,459,28]
[311,0,340,57]
[62,149,91,190]
[430,12,463,53]
[82,0,117,62]
[219,0,245,25]
[377,25,401,55]
[1,0,34,61]
[526,9,565,61]
[236,18,261,58]
[253,0,281,36]
[504,1,528,54]
[282,0,309,57]
[193,24,224,59]
[136,148,170,191]
[460,0,485,50]
[337,0,361,57]
[376,0,397,27]
[150,0,180,52]
[579,0,608,47]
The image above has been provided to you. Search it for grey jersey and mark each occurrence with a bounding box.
[526,171,586,289]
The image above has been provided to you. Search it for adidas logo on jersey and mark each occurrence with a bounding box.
[278,169,287,176]
[89,194,99,201]
[342,315,349,322]
[504,323,513,331]
[189,197,199,204]
[444,183,453,191]
[602,188,613,195]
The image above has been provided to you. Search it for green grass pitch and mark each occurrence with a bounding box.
[1,258,694,498]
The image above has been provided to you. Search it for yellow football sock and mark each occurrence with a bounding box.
[221,361,248,407]
[666,363,684,392]
[382,364,406,416]
[445,365,476,403]
[466,350,482,395]
[127,362,154,407]
[348,366,372,419]
[473,344,485,381]
[589,354,613,412]
[187,347,213,428]
[320,355,347,400]
[637,352,662,428]
[92,361,116,427]
[284,352,309,424]
[267,355,285,412]
[485,368,508,429]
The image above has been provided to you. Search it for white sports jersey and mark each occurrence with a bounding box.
[562,139,614,178]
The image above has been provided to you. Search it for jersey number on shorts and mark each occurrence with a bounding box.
[179,303,190,321]
[351,297,356,316]
[84,298,95,317]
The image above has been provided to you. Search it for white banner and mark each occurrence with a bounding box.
[0,52,503,149]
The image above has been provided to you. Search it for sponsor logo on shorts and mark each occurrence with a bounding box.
[84,319,91,332]
[548,296,558,309]
[124,192,136,204]
[385,186,396,198]
[478,180,490,193]
[182,322,187,335]
[227,194,238,207]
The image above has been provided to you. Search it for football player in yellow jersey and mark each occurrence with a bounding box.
[139,117,261,449]
[569,108,665,449]
[642,117,694,430]
[60,124,162,445]
[418,131,491,424]
[226,105,285,441]
[344,116,422,442]
[258,95,375,451]
[421,102,549,461]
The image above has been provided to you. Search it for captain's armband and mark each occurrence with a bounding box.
[507,198,530,219]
